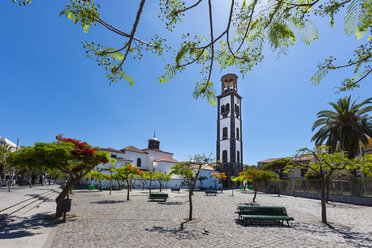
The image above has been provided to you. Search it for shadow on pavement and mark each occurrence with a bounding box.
[0,213,58,240]
[293,223,372,248]
[144,221,202,240]
[157,201,183,205]
[92,200,125,204]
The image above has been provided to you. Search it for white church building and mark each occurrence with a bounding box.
[94,134,218,189]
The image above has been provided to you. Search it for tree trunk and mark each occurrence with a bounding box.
[109,176,112,195]
[99,181,102,192]
[159,181,162,192]
[253,182,257,202]
[350,170,360,196]
[55,177,79,218]
[320,175,327,224]
[188,188,193,221]
[142,181,145,191]
[116,180,121,190]
[325,175,331,203]
[0,165,3,189]
[253,189,257,202]
[19,172,24,186]
[149,178,152,194]
[220,179,223,193]
[126,180,130,200]
[276,183,281,197]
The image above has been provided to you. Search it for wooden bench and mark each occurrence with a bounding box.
[148,193,168,201]
[205,190,218,196]
[171,188,180,193]
[236,205,294,226]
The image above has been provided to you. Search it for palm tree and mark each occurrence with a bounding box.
[311,96,372,196]
[311,96,372,159]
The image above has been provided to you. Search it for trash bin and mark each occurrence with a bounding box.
[88,185,95,190]
[61,199,72,212]
[238,186,244,189]
[71,186,75,190]
[248,185,253,190]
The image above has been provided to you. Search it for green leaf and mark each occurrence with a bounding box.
[175,43,189,64]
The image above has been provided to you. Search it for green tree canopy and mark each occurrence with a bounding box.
[311,96,372,158]
[261,158,292,179]
[7,135,110,217]
[11,0,372,103]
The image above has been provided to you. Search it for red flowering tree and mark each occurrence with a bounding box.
[7,135,110,217]
[114,164,143,200]
[210,172,227,193]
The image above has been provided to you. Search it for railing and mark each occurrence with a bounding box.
[257,179,372,197]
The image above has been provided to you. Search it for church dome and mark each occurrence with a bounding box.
[148,132,160,149]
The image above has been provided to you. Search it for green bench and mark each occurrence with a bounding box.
[148,193,168,201]
[205,190,218,196]
[171,188,180,193]
[236,205,294,226]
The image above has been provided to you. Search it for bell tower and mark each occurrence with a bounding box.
[216,73,243,186]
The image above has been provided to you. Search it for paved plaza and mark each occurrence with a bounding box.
[48,189,372,248]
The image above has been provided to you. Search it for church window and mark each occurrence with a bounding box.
[222,150,228,162]
[137,158,142,167]
[221,105,225,113]
[236,128,239,140]
[111,154,117,159]
[222,127,228,140]
[237,151,240,163]
[226,103,230,112]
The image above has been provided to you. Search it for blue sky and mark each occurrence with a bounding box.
[1,0,371,164]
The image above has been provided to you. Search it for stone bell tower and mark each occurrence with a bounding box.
[216,73,243,186]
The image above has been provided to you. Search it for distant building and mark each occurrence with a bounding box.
[0,137,18,152]
[94,134,217,189]
[257,155,315,179]
[361,136,372,156]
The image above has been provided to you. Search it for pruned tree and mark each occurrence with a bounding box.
[210,172,227,193]
[87,171,106,192]
[170,154,213,221]
[261,158,292,180]
[287,146,371,224]
[114,165,143,200]
[240,169,277,203]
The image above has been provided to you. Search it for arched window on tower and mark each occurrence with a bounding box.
[222,150,228,162]
[137,158,142,167]
[235,104,240,117]
[237,151,240,163]
[222,127,228,140]
[226,103,230,112]
[221,105,225,113]
[236,128,239,140]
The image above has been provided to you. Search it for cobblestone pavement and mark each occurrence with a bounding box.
[52,189,372,248]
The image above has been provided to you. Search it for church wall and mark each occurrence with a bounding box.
[119,150,149,170]
[153,161,183,179]
[145,149,172,161]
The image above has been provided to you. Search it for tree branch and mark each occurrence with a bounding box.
[235,0,257,54]
[175,0,203,14]
[113,0,146,72]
